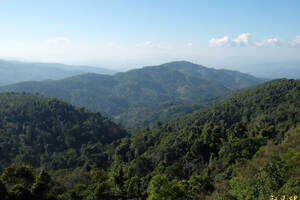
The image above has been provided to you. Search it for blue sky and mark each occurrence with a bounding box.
[0,0,299,69]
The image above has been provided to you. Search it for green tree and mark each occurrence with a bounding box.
[188,175,214,199]
[8,184,33,200]
[31,170,52,199]
[94,182,112,200]
[1,165,35,188]
[0,180,7,200]
[147,175,186,200]
[126,176,141,199]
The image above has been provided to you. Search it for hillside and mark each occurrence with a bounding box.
[0,61,264,128]
[111,79,299,199]
[0,59,116,86]
[0,92,128,172]
[0,79,298,199]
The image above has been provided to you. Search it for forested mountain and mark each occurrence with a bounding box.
[0,93,127,172]
[110,79,299,199]
[0,79,298,200]
[0,59,116,86]
[0,61,264,128]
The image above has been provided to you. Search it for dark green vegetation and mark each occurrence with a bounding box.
[111,79,299,199]
[0,79,299,199]
[0,61,264,128]
[0,93,127,172]
[0,59,115,86]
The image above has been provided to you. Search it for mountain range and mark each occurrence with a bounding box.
[0,61,264,127]
[0,59,116,86]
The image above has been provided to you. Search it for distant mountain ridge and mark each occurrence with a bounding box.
[0,59,116,86]
[0,61,264,127]
[220,60,300,79]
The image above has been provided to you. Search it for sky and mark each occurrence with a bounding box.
[0,0,300,69]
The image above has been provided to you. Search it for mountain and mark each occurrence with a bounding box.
[112,79,299,199]
[0,61,264,128]
[0,59,116,86]
[0,92,128,172]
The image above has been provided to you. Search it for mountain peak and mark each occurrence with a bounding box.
[161,60,203,68]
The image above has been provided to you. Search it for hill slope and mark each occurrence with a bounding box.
[0,93,127,171]
[0,59,116,86]
[112,79,299,199]
[0,61,264,127]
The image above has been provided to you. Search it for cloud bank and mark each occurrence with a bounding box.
[210,33,299,48]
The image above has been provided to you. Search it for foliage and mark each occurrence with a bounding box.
[112,79,299,199]
[0,79,298,199]
[0,92,128,171]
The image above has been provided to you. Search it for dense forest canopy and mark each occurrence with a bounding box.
[110,79,299,199]
[0,61,264,128]
[0,79,298,199]
[0,93,128,172]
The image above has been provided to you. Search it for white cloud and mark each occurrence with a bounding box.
[209,33,300,48]
[45,37,71,46]
[256,38,282,47]
[209,36,230,47]
[232,33,252,46]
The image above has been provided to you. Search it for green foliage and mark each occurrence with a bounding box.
[0,179,7,200]
[125,175,142,199]
[0,93,128,171]
[230,127,300,200]
[31,170,52,199]
[93,182,112,200]
[112,79,299,199]
[147,175,186,200]
[0,79,298,199]
[1,165,35,188]
[188,175,215,199]
[8,184,33,200]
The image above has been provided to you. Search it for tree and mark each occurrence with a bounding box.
[31,170,52,199]
[126,176,141,199]
[0,180,7,200]
[147,175,186,200]
[1,165,35,188]
[94,182,112,200]
[188,175,214,199]
[8,184,33,200]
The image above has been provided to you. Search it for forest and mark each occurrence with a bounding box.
[0,79,298,199]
